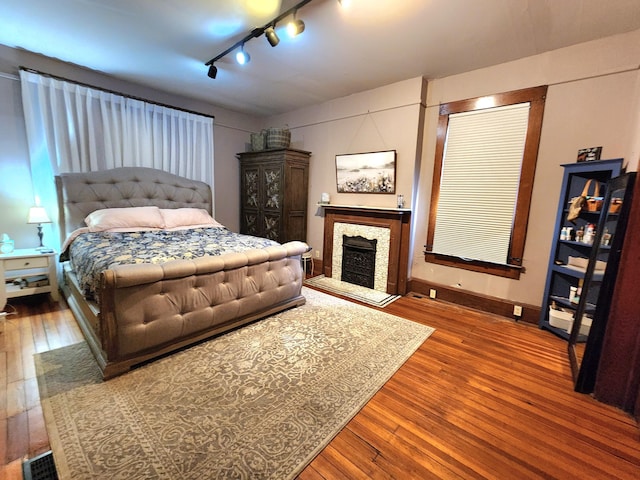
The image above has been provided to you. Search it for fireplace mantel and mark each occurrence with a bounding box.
[321,205,411,295]
[318,204,411,214]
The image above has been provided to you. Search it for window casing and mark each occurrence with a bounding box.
[424,86,547,279]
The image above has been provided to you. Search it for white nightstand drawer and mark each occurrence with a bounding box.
[1,249,58,309]
[4,256,49,270]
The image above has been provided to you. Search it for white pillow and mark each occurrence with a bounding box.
[85,206,165,232]
[160,208,223,229]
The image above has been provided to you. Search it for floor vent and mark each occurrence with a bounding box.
[22,451,58,480]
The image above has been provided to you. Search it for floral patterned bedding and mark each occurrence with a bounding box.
[67,227,279,302]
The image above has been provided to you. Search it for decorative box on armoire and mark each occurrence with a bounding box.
[238,148,310,243]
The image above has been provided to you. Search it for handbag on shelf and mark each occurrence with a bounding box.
[567,179,602,222]
[584,180,603,212]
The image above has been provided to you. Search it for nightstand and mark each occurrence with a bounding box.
[0,248,59,310]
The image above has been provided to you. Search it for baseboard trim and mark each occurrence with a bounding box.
[408,278,540,325]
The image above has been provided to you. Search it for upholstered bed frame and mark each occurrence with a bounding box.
[56,167,307,379]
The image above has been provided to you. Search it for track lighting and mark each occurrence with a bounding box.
[204,0,314,79]
[287,12,305,38]
[265,26,279,47]
[235,45,250,65]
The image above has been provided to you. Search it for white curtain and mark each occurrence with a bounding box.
[20,69,215,251]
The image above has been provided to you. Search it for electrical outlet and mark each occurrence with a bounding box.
[513,305,523,317]
[315,250,320,258]
[429,289,437,299]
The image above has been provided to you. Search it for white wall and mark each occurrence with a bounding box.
[413,29,640,307]
[0,72,35,249]
[268,29,640,309]
[0,45,261,247]
[266,76,426,258]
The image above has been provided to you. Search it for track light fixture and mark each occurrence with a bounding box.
[236,45,250,65]
[265,26,279,47]
[204,0,314,79]
[287,11,305,38]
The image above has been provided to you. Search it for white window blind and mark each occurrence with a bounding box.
[432,103,530,265]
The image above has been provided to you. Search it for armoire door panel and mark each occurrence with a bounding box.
[263,164,283,211]
[242,211,260,237]
[242,167,260,210]
[263,213,281,241]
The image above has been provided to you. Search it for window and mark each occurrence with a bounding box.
[424,86,547,279]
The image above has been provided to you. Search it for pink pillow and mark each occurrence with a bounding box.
[85,206,165,232]
[160,208,223,229]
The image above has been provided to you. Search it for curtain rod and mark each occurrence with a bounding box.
[0,71,19,81]
[19,67,215,120]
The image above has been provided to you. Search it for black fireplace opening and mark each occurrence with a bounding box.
[341,235,377,289]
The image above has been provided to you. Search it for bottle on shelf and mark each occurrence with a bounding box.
[570,286,578,303]
[584,223,596,244]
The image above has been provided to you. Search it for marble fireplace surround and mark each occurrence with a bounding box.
[321,205,412,295]
[332,223,390,292]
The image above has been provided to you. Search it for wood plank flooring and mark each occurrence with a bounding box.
[2,290,639,479]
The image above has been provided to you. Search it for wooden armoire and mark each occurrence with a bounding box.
[238,148,310,243]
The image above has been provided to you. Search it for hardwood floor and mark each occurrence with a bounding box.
[1,295,84,479]
[2,290,639,479]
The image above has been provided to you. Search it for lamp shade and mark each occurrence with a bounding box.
[27,206,51,224]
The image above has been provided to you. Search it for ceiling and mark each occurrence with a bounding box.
[1,0,639,116]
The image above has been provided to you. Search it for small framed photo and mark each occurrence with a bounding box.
[577,147,602,162]
[335,150,396,193]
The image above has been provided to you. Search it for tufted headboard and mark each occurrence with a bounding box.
[55,167,213,244]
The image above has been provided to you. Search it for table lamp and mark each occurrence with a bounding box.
[27,206,52,248]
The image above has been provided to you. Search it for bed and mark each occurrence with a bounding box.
[56,167,308,379]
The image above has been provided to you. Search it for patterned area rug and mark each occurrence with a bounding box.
[35,287,434,480]
[304,275,401,307]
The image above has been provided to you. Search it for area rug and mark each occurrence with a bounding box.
[304,275,401,307]
[35,287,434,480]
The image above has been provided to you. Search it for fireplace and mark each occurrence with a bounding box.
[322,206,412,295]
[341,235,377,289]
[332,223,390,292]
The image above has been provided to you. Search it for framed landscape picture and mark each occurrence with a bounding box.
[335,150,396,193]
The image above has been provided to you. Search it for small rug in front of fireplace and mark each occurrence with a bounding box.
[304,275,400,307]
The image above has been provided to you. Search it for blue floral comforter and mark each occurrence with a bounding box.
[68,227,279,302]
